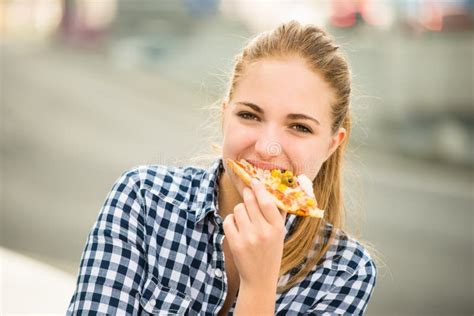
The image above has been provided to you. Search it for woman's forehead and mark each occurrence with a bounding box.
[232,57,335,116]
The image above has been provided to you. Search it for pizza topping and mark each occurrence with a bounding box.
[228,159,323,218]
[271,169,282,178]
[281,175,296,187]
[297,174,315,198]
[283,170,293,177]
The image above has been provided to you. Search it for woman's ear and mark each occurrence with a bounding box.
[326,127,346,160]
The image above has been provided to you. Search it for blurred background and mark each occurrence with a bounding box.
[1,0,473,315]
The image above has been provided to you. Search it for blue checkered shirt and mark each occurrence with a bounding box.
[67,158,376,315]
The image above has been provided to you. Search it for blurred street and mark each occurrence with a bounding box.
[2,42,472,315]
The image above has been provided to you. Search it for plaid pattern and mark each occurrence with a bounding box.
[67,158,376,315]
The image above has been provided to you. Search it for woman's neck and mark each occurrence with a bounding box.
[217,169,243,219]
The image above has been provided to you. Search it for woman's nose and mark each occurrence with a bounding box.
[254,128,283,160]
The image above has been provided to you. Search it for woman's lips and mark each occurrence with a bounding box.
[245,159,288,171]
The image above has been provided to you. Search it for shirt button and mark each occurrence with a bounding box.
[149,299,156,306]
[214,268,223,278]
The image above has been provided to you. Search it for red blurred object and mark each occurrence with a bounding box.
[404,0,473,33]
[329,0,393,28]
[329,0,359,28]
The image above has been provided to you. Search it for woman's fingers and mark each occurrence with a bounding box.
[242,187,266,226]
[233,202,252,231]
[250,179,285,225]
[223,214,239,241]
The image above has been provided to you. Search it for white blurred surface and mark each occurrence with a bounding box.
[0,247,76,315]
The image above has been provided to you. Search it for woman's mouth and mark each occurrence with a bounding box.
[245,159,288,171]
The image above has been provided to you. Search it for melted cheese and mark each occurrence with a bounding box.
[297,174,315,198]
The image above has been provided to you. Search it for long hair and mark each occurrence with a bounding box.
[224,21,352,292]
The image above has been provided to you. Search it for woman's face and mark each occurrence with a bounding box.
[222,56,346,195]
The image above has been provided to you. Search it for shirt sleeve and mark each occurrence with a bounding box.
[307,259,377,315]
[67,169,148,315]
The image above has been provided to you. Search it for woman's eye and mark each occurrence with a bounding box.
[291,124,312,134]
[237,112,259,121]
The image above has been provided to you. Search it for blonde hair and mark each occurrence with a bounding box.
[225,21,352,293]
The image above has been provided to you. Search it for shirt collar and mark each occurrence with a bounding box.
[193,157,223,223]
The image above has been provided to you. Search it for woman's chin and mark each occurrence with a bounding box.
[223,167,246,198]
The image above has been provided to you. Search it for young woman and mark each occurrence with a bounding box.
[68,21,376,315]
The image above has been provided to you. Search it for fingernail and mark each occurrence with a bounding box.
[251,178,259,187]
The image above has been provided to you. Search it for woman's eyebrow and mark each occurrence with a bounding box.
[236,101,264,113]
[287,113,320,125]
[236,101,320,125]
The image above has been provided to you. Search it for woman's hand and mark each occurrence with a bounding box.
[223,178,287,291]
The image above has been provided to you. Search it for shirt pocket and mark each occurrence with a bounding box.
[140,276,192,315]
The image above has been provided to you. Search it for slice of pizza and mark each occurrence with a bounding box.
[225,159,324,218]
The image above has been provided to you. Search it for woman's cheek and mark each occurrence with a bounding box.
[223,137,248,161]
[225,125,255,148]
[291,145,323,179]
